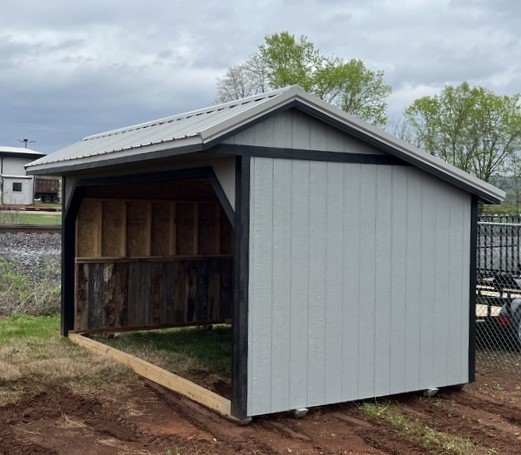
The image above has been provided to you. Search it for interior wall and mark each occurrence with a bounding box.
[74,179,234,332]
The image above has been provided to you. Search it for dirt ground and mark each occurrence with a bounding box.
[0,361,519,455]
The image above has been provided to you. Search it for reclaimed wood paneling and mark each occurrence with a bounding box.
[151,202,171,256]
[76,199,101,257]
[102,200,126,257]
[126,201,151,257]
[76,198,233,260]
[176,202,196,255]
[75,258,233,332]
[198,203,220,255]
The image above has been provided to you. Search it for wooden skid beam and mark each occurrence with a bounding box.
[69,333,232,418]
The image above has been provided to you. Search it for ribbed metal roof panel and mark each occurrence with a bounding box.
[27,89,286,168]
[26,85,505,204]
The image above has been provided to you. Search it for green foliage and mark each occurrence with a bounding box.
[404,82,521,182]
[0,258,61,316]
[0,210,61,225]
[217,32,392,126]
[106,325,232,373]
[360,401,493,454]
[0,314,60,342]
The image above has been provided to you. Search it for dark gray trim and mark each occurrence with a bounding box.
[0,152,45,160]
[468,196,478,382]
[27,99,501,204]
[61,178,84,336]
[27,144,203,175]
[60,167,236,336]
[75,167,235,227]
[231,155,250,419]
[212,144,407,165]
[294,103,502,204]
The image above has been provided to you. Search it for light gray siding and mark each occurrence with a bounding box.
[224,109,383,155]
[247,157,471,416]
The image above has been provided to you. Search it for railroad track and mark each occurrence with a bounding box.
[0,224,61,234]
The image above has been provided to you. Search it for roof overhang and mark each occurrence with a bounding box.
[25,86,505,204]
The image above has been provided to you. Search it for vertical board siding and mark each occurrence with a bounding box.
[248,157,471,416]
[288,160,310,408]
[225,109,382,155]
[248,158,273,415]
[306,162,327,406]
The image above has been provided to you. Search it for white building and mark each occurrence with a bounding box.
[0,146,45,205]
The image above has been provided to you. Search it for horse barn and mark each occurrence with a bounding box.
[26,86,504,420]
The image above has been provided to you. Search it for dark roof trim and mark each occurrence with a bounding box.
[1,152,45,160]
[27,144,203,175]
[211,144,408,166]
[293,102,503,204]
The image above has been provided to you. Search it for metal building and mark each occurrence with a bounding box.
[26,86,504,419]
[0,146,45,205]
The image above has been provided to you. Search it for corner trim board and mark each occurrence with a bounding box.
[231,155,250,419]
[468,196,478,382]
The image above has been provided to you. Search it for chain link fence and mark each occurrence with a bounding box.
[476,214,521,370]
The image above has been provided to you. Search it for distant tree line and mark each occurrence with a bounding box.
[216,32,521,200]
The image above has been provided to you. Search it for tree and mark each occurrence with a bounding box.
[216,32,392,126]
[404,82,521,182]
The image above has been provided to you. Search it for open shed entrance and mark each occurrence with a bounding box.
[70,173,236,415]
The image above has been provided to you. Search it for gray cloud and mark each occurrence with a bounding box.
[1,0,520,153]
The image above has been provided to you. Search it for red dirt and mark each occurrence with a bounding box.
[1,366,520,455]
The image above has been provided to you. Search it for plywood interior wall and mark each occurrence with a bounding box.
[76,198,233,259]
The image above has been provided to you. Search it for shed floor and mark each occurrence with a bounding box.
[92,324,232,398]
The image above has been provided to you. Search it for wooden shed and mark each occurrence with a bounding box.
[26,86,504,420]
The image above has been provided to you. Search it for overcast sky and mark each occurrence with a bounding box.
[1,0,520,154]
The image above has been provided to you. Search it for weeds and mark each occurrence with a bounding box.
[0,315,136,405]
[360,401,496,455]
[0,257,61,316]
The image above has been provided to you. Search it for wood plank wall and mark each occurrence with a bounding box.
[76,199,233,258]
[75,197,233,332]
[75,258,233,331]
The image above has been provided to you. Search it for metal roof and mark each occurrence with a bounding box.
[26,85,504,204]
[0,146,45,158]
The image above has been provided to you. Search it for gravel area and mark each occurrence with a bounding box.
[0,232,61,280]
[0,232,61,316]
[0,232,61,271]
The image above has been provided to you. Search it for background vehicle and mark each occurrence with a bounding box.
[499,299,521,350]
[34,176,60,203]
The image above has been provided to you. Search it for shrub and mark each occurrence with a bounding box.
[0,258,61,316]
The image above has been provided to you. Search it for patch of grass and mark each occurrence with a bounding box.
[360,401,495,455]
[0,315,136,406]
[0,258,61,316]
[103,325,232,375]
[0,210,61,225]
[0,314,59,341]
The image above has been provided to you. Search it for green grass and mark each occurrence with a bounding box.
[0,211,61,225]
[104,325,232,373]
[0,258,61,316]
[0,314,136,406]
[0,314,60,341]
[360,401,496,455]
